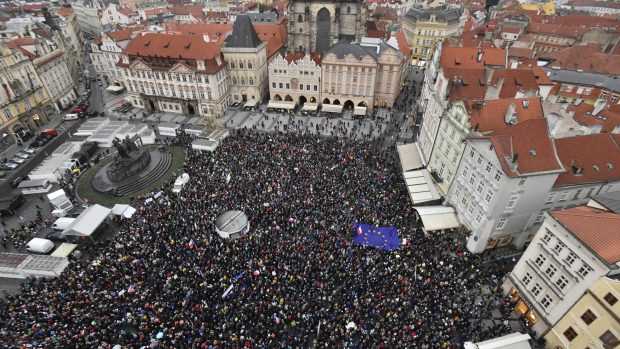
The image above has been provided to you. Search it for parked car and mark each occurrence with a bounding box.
[11,157,26,165]
[40,129,58,137]
[63,113,79,121]
[10,176,26,188]
[45,230,66,241]
[15,152,30,159]
[23,148,37,155]
[1,162,19,170]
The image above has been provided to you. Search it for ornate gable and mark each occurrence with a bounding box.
[169,62,195,74]
[129,59,151,71]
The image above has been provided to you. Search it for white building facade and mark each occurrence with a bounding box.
[100,4,139,26]
[268,54,321,105]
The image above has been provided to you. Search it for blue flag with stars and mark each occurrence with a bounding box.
[353,223,399,251]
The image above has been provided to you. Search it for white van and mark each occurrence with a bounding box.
[63,113,79,121]
[51,217,76,231]
[26,238,55,254]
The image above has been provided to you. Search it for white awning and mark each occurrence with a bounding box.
[106,85,124,92]
[243,99,258,108]
[397,142,425,171]
[63,204,111,237]
[111,204,137,218]
[353,106,367,116]
[413,206,461,231]
[303,103,319,111]
[267,101,296,110]
[403,169,441,204]
[322,104,343,113]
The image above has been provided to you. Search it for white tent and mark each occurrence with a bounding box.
[302,103,319,111]
[322,104,343,113]
[192,138,219,152]
[267,101,296,110]
[353,106,367,116]
[111,204,136,218]
[63,204,111,237]
[403,170,441,204]
[397,143,425,171]
[413,206,460,231]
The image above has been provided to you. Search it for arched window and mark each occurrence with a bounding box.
[299,28,303,33]
[239,61,244,69]
[230,61,235,68]
[298,14,303,22]
[249,77,254,85]
[240,77,245,85]
[248,62,252,69]
[347,6,351,14]
[232,77,237,84]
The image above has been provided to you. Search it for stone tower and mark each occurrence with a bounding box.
[287,0,367,54]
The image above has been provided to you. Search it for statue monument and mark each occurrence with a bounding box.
[105,136,151,182]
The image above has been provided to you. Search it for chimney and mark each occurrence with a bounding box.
[504,102,517,125]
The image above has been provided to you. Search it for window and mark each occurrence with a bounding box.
[599,330,619,348]
[535,213,544,223]
[563,327,578,342]
[476,183,484,194]
[546,193,555,203]
[496,218,506,230]
[463,165,469,177]
[577,263,592,278]
[541,294,553,309]
[461,196,467,206]
[522,272,533,286]
[485,190,493,203]
[580,309,597,325]
[477,155,483,165]
[470,149,475,158]
[553,242,565,254]
[556,275,568,290]
[454,186,461,199]
[544,264,557,278]
[469,173,477,185]
[272,82,276,88]
[542,229,552,243]
[535,254,546,267]
[531,283,542,297]
[3,109,12,119]
[485,163,492,173]
[564,251,577,266]
[506,196,519,209]
[559,192,569,201]
[604,292,618,306]
[518,178,527,186]
[475,213,482,223]
[494,170,502,182]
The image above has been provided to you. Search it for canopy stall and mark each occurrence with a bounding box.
[243,99,258,109]
[353,106,367,116]
[302,103,319,111]
[111,204,137,218]
[397,142,424,171]
[403,170,441,205]
[322,104,343,113]
[267,101,296,110]
[63,204,111,238]
[413,206,460,231]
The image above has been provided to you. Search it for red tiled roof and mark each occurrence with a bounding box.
[500,26,521,34]
[542,13,620,32]
[254,23,286,58]
[55,7,74,17]
[554,133,620,188]
[116,6,136,17]
[170,4,205,19]
[164,23,232,44]
[485,118,563,176]
[489,69,541,98]
[20,3,48,11]
[34,50,64,66]
[468,98,544,132]
[440,47,506,69]
[565,0,620,9]
[444,68,488,101]
[569,103,620,133]
[526,23,588,39]
[144,7,171,16]
[548,44,620,76]
[284,51,321,65]
[123,33,224,73]
[107,28,143,42]
[394,29,412,60]
[6,37,36,48]
[550,206,620,265]
[508,47,533,59]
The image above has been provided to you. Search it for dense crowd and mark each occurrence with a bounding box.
[0,131,512,348]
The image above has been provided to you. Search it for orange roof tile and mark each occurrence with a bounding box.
[489,69,540,98]
[55,7,74,17]
[123,33,224,73]
[170,4,205,19]
[554,133,620,188]
[548,44,620,75]
[440,47,506,69]
[107,28,143,42]
[394,29,412,60]
[542,13,620,32]
[468,98,544,132]
[485,118,563,176]
[569,103,620,133]
[6,37,36,48]
[550,206,620,265]
[526,23,588,39]
[444,68,488,101]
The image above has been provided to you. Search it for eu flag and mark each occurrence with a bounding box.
[352,223,399,251]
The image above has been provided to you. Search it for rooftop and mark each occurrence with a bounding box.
[403,5,464,25]
[440,47,506,69]
[225,15,262,48]
[553,133,620,187]
[548,44,620,76]
[550,206,620,265]
[468,98,544,133]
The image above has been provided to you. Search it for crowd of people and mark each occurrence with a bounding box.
[0,131,513,348]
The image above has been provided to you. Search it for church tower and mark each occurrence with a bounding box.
[287,0,368,54]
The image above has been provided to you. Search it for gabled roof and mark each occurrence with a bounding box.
[254,22,286,58]
[444,68,488,101]
[56,7,74,17]
[170,4,205,19]
[440,47,506,69]
[164,23,232,45]
[393,29,412,60]
[569,103,620,133]
[489,69,541,98]
[325,39,378,60]
[6,37,36,48]
[107,28,143,42]
[550,206,620,265]
[526,23,588,38]
[284,51,321,65]
[548,44,620,76]
[554,133,620,187]
[484,118,563,177]
[225,14,261,48]
[468,98,544,133]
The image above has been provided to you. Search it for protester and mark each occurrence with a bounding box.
[0,130,512,348]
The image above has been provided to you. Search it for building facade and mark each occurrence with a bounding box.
[544,276,620,349]
[90,29,142,87]
[268,53,321,106]
[222,15,269,103]
[100,4,139,26]
[117,33,229,118]
[0,45,51,150]
[401,5,464,65]
[502,205,620,340]
[72,0,105,38]
[287,0,368,54]
[33,41,78,113]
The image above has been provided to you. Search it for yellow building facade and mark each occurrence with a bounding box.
[520,0,555,15]
[0,45,50,150]
[544,276,620,349]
